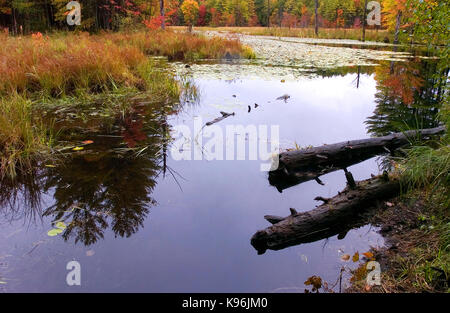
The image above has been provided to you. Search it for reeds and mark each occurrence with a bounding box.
[106,30,255,61]
[0,94,52,178]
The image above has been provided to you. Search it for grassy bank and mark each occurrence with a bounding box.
[0,30,253,97]
[0,29,252,178]
[173,26,392,43]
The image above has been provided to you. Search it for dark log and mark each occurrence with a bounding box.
[264,215,284,224]
[251,175,401,254]
[269,126,445,192]
[344,168,356,189]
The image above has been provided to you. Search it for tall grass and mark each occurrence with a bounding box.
[0,94,52,178]
[397,102,449,204]
[0,30,254,97]
[0,32,149,96]
[399,145,450,191]
[106,30,256,61]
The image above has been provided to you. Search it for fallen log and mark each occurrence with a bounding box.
[205,111,235,126]
[269,126,445,192]
[251,175,401,255]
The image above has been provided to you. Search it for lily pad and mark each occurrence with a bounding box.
[47,228,63,237]
[55,221,66,230]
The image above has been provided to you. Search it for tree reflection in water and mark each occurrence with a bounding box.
[0,100,177,246]
[366,58,447,136]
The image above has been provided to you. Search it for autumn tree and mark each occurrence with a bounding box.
[197,2,208,25]
[181,0,199,32]
[382,0,407,44]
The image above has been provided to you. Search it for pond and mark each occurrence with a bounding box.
[0,35,444,292]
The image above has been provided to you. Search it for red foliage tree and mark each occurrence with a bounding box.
[197,4,207,26]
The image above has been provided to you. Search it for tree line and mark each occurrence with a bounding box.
[0,0,442,42]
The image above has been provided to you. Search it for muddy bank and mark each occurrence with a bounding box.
[346,190,449,293]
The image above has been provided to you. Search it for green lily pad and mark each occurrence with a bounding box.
[55,221,66,230]
[47,228,63,237]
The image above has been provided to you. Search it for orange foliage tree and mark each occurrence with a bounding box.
[382,0,408,43]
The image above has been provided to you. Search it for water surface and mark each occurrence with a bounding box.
[0,38,443,292]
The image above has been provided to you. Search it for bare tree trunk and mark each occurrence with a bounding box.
[356,66,361,88]
[394,10,402,44]
[13,7,17,35]
[361,0,368,42]
[267,0,270,27]
[160,0,165,30]
[314,0,319,36]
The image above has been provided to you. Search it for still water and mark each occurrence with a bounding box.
[0,42,442,292]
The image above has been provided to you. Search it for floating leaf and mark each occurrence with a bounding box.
[47,228,63,237]
[363,252,374,260]
[55,221,66,230]
[45,164,56,168]
[341,254,350,261]
[82,140,94,145]
[72,146,84,151]
[281,79,286,83]
[304,276,322,290]
[86,249,95,257]
[352,252,360,262]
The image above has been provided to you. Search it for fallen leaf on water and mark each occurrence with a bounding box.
[341,254,350,261]
[82,140,94,145]
[385,202,394,207]
[352,252,360,262]
[72,147,84,151]
[304,276,322,290]
[363,252,374,260]
[281,79,286,83]
[45,164,56,168]
[47,228,63,237]
[86,250,95,257]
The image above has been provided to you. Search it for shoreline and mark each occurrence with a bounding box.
[347,189,449,293]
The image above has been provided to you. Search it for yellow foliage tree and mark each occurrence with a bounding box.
[181,0,199,32]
